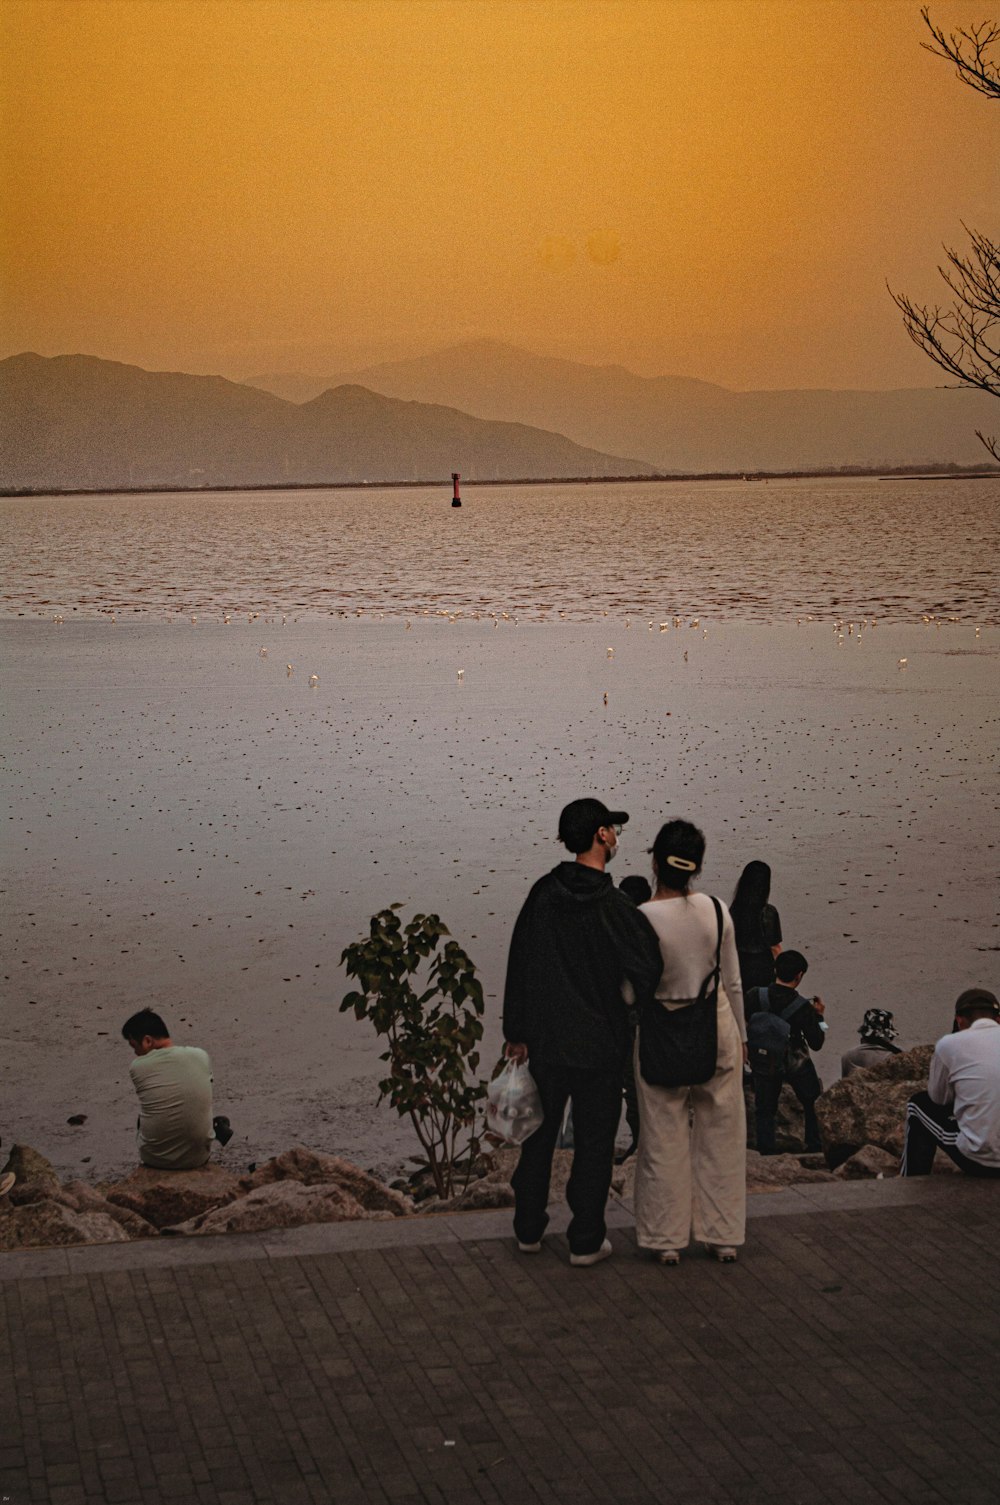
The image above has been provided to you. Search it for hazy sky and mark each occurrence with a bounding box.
[2,0,996,389]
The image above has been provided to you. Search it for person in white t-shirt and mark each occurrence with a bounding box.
[121,1009,221,1170]
[901,988,1000,1177]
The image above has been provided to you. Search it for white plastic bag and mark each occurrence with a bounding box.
[486,1059,544,1145]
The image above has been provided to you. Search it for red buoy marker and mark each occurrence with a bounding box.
[451,471,462,508]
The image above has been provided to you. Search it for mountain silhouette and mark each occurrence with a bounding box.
[0,352,655,492]
[246,338,998,472]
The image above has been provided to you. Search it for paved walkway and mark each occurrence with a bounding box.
[2,1177,999,1505]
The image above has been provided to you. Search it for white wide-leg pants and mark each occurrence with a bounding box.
[634,990,747,1251]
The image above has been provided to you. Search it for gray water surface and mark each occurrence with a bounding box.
[2,475,998,623]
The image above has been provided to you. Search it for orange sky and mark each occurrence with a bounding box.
[1,0,996,389]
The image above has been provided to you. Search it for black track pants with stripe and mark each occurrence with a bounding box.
[901,1090,1000,1177]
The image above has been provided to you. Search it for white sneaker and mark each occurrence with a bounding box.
[569,1237,613,1267]
[516,1239,542,1253]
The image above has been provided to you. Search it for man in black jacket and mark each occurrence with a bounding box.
[746,949,827,1155]
[503,798,663,1265]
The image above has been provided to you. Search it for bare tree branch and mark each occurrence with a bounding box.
[890,234,1000,388]
[893,13,1000,459]
[921,5,1000,99]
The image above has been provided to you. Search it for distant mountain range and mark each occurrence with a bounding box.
[0,353,653,493]
[4,345,997,494]
[247,339,999,472]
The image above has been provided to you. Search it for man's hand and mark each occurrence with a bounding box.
[812,996,825,1016]
[505,1042,528,1064]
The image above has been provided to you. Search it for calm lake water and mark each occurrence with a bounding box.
[2,475,998,623]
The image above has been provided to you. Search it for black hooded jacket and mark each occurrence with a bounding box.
[503,862,663,1069]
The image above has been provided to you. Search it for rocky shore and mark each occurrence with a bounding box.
[1,1045,949,1252]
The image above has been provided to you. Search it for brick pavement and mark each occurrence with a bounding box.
[1,1179,999,1505]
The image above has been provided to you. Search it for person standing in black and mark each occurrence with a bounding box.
[731,860,782,995]
[747,949,826,1154]
[503,799,663,1265]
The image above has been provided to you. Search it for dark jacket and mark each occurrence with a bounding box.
[749,983,826,1055]
[503,862,663,1069]
[734,902,782,956]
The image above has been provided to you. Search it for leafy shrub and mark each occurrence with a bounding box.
[341,906,486,1199]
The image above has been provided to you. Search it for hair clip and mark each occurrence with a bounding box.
[665,855,697,871]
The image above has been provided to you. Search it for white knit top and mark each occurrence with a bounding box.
[639,892,746,1041]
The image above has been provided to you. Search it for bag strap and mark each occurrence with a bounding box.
[694,897,724,1002]
[748,985,767,1014]
[755,986,800,1025]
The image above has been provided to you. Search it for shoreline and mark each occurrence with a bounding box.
[2,465,997,500]
[0,1037,954,1255]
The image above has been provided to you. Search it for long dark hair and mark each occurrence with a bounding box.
[730,860,771,938]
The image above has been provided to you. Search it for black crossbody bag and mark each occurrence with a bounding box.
[638,896,723,1088]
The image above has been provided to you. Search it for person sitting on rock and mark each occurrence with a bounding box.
[901,989,1000,1178]
[122,1009,219,1170]
[841,1009,902,1077]
[746,950,826,1155]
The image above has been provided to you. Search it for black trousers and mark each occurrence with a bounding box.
[621,1013,640,1147]
[901,1091,1000,1177]
[752,1058,822,1154]
[511,1061,624,1256]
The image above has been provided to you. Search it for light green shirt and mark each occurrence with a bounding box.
[130,1045,213,1169]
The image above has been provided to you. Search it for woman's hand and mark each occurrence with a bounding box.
[505,1042,529,1064]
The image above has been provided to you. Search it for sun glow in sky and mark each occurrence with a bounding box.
[1,0,996,388]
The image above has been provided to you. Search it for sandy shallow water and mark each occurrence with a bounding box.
[2,615,998,1183]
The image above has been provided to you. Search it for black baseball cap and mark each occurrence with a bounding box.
[954,988,1000,1018]
[557,798,629,854]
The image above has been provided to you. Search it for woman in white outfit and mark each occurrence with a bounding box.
[634,819,747,1264]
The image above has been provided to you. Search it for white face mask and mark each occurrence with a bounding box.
[604,833,619,863]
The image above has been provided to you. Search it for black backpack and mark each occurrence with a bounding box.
[746,986,802,1076]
